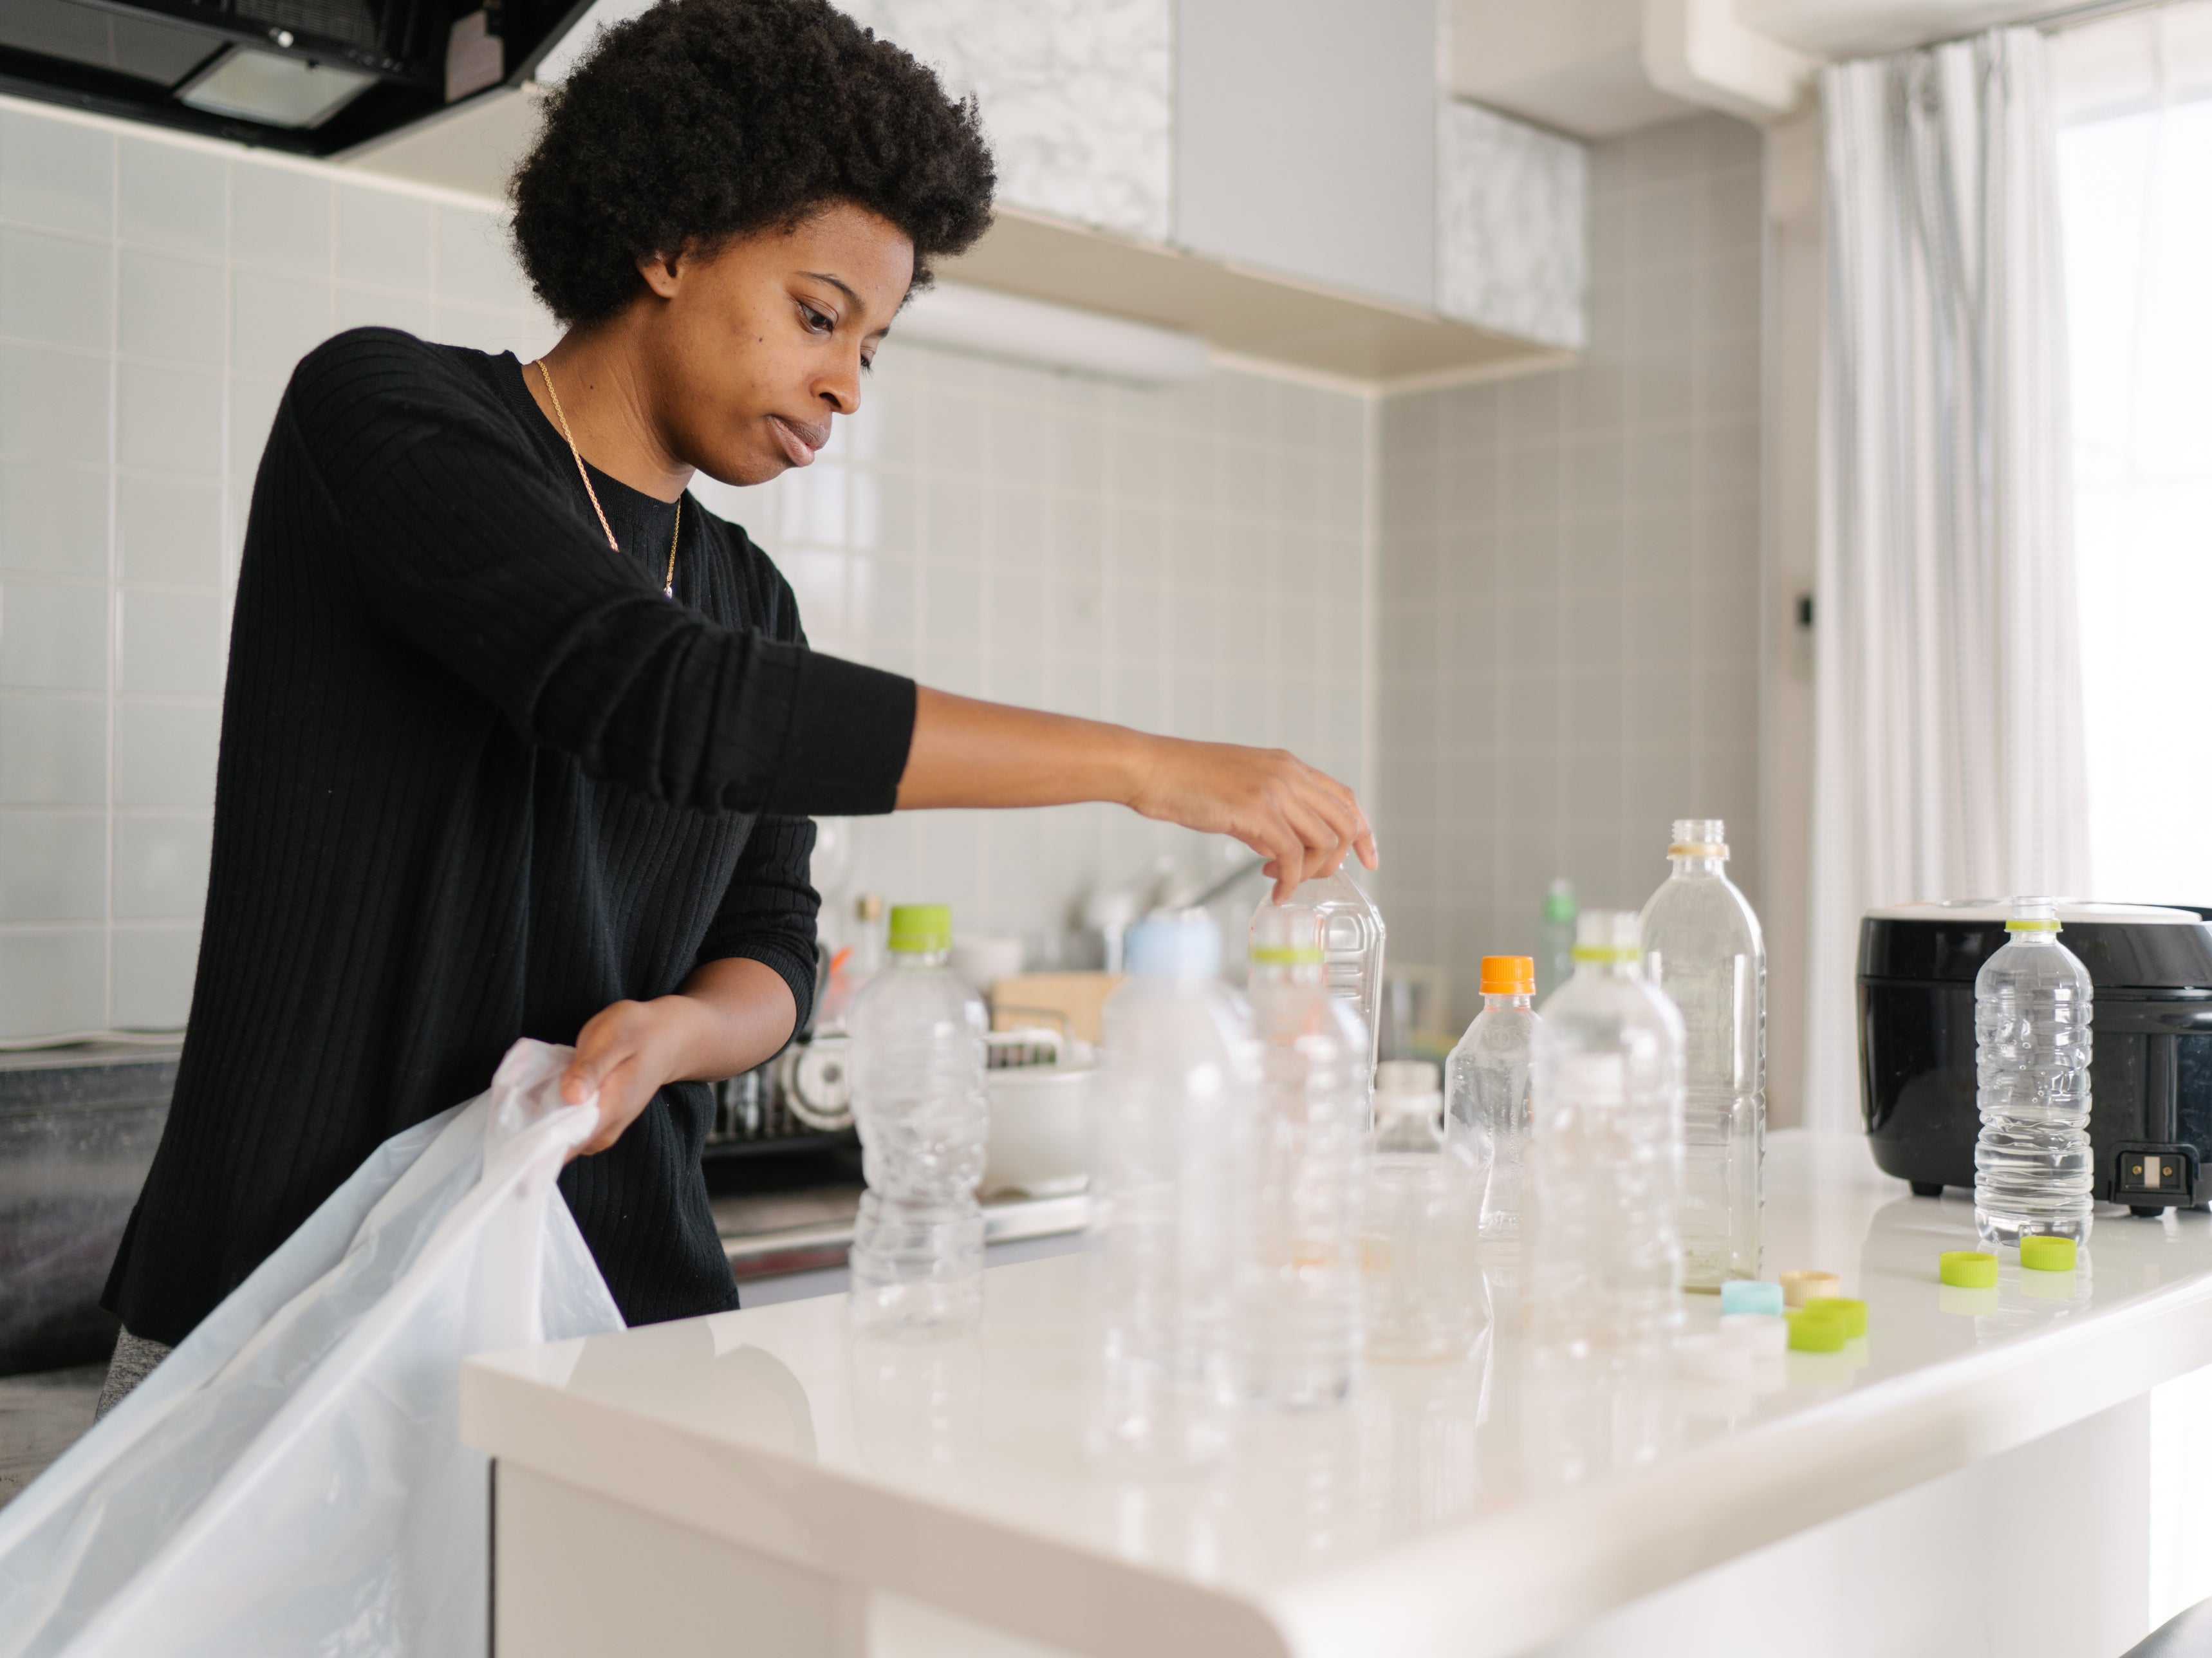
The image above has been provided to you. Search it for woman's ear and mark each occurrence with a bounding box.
[636,250,683,299]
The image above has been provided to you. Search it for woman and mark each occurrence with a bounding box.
[97,0,1373,1406]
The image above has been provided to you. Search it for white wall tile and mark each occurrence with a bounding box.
[111,925,196,1028]
[0,227,111,350]
[118,476,221,584]
[336,288,432,339]
[230,162,331,275]
[119,362,223,475]
[119,588,223,693]
[115,700,218,808]
[432,206,528,309]
[0,694,105,805]
[336,185,431,292]
[115,812,212,918]
[0,581,107,690]
[117,135,222,256]
[228,268,333,379]
[1,112,113,238]
[119,248,225,366]
[0,810,104,920]
[0,463,107,579]
[0,345,108,465]
[228,377,284,481]
[0,929,105,1038]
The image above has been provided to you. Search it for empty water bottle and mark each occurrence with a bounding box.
[1366,1060,1483,1362]
[1089,909,1252,1466]
[1639,819,1765,1289]
[848,904,990,1332]
[1975,898,2095,1249]
[1528,910,1685,1361]
[1251,871,1386,1102]
[1445,956,1539,1242]
[1239,902,1368,1407]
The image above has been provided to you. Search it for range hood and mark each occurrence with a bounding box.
[0,0,590,153]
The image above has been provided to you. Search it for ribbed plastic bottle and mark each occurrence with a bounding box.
[1638,819,1765,1290]
[1538,880,1578,1004]
[848,904,990,1333]
[1238,902,1369,1407]
[1527,910,1685,1361]
[1089,910,1253,1466]
[1365,1059,1483,1362]
[1445,956,1539,1243]
[1975,898,2096,1248]
[1250,871,1386,1104]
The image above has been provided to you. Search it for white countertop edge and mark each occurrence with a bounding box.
[464,1260,2212,1658]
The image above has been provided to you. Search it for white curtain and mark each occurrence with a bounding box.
[1806,27,2090,1133]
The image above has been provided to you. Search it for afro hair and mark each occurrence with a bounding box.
[510,0,996,328]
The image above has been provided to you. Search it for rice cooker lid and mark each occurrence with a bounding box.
[1859,900,2212,989]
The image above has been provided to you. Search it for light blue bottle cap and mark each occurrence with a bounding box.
[1721,1280,1785,1317]
[1124,909,1221,980]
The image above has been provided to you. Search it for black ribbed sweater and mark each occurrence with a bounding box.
[102,328,915,1343]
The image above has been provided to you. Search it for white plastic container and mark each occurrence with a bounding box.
[1528,909,1686,1362]
[1088,910,1253,1466]
[848,903,990,1333]
[1250,870,1386,1099]
[1974,897,2096,1248]
[1445,955,1540,1243]
[1238,901,1369,1407]
[1639,818,1766,1289]
[1365,1060,1483,1362]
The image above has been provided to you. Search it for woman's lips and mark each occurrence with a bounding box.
[769,414,829,467]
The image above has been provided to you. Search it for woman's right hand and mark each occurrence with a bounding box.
[1124,735,1375,902]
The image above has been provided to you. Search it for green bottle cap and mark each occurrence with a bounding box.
[1803,1296,1866,1338]
[1543,880,1577,924]
[1940,1251,1998,1289]
[2020,1235,2077,1272]
[1788,1310,1848,1352]
[887,904,953,953]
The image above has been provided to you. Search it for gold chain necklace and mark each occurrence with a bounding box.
[534,359,681,599]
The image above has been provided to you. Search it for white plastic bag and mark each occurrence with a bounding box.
[0,1038,624,1658]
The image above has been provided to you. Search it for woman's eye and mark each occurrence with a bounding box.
[799,304,832,333]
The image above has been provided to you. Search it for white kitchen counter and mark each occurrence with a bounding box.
[465,1133,2212,1657]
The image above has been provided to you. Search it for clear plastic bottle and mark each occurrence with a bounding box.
[1445,956,1539,1242]
[1251,871,1386,1103]
[1238,902,1369,1407]
[848,903,990,1333]
[1538,880,1578,1003]
[1527,910,1685,1363]
[1975,898,2095,1248]
[1638,819,1765,1290]
[1365,1060,1483,1362]
[1089,910,1253,1466]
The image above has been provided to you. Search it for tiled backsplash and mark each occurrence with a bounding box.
[1376,114,1763,1029]
[0,99,553,1036]
[0,95,1374,1036]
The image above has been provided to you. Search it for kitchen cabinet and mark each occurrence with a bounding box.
[466,1133,2201,1655]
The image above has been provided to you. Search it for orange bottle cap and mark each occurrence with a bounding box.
[1481,955,1536,994]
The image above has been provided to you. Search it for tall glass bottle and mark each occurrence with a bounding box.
[1238,902,1368,1407]
[1638,820,1765,1289]
[848,904,990,1333]
[1365,1060,1483,1362]
[1537,880,1578,1004]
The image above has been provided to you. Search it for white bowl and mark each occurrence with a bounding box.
[982,1063,1093,1198]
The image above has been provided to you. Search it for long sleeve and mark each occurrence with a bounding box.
[696,814,821,1031]
[281,328,915,817]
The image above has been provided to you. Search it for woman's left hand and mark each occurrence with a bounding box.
[559,959,799,1159]
[561,996,703,1159]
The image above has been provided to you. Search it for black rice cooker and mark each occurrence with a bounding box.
[1858,900,2212,1213]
